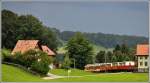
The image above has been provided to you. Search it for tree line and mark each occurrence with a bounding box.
[52,30,148,48]
[2,9,60,52]
[95,44,135,63]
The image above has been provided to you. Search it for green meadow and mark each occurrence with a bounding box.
[2,64,149,82]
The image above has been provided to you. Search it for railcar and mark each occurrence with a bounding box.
[85,61,136,72]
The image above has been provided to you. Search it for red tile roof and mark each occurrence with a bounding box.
[12,40,39,54]
[41,45,55,56]
[11,40,55,56]
[136,44,149,56]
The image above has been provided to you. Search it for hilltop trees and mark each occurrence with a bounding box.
[2,9,59,51]
[66,32,93,69]
[95,44,135,63]
[95,51,106,63]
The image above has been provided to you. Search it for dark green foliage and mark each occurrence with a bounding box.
[2,49,52,75]
[95,43,135,63]
[114,44,121,51]
[121,44,129,54]
[2,10,19,49]
[111,55,117,62]
[112,44,135,62]
[31,61,50,75]
[2,9,59,51]
[1,49,17,63]
[55,29,148,48]
[106,51,113,63]
[66,32,93,69]
[95,51,106,63]
[61,54,71,70]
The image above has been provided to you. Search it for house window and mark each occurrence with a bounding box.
[145,57,148,60]
[140,57,142,60]
[140,62,143,66]
[145,62,148,66]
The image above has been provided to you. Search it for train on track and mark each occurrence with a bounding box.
[85,61,137,72]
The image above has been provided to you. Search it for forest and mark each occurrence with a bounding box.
[52,29,148,48]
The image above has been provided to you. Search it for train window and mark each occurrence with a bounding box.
[145,62,148,66]
[140,62,143,66]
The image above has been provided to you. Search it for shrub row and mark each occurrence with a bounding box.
[2,49,53,75]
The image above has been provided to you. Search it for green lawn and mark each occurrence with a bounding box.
[49,68,95,76]
[2,64,44,82]
[2,64,149,82]
[50,73,149,82]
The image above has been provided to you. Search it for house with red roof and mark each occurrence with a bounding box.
[12,40,55,56]
[11,40,56,69]
[136,44,149,72]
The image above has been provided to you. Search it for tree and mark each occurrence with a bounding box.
[121,43,129,54]
[2,10,19,49]
[62,53,71,70]
[66,32,93,69]
[95,51,105,63]
[114,44,121,52]
[2,9,59,51]
[106,51,112,63]
[111,54,117,62]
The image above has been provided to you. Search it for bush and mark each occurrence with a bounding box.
[30,50,52,75]
[31,61,50,75]
[1,48,13,62]
[21,50,39,67]
[2,49,53,75]
[13,52,27,66]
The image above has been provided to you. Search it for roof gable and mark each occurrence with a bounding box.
[41,45,55,56]
[136,44,149,56]
[12,40,39,54]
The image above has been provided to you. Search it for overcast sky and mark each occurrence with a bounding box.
[2,1,149,37]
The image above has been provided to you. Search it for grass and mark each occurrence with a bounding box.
[2,64,149,82]
[2,64,43,82]
[50,73,149,82]
[49,68,95,76]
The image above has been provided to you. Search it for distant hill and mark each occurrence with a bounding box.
[52,28,148,48]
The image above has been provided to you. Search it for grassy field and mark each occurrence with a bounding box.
[49,68,96,76]
[2,64,149,82]
[2,64,43,82]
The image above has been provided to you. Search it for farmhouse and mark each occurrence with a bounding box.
[11,40,55,56]
[136,44,149,72]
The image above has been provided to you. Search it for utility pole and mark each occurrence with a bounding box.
[105,48,107,73]
[73,59,75,69]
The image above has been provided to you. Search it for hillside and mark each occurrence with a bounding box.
[52,28,148,48]
[2,64,43,82]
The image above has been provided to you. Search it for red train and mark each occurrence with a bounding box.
[85,61,137,72]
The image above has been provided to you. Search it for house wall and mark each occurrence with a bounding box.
[138,56,149,72]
